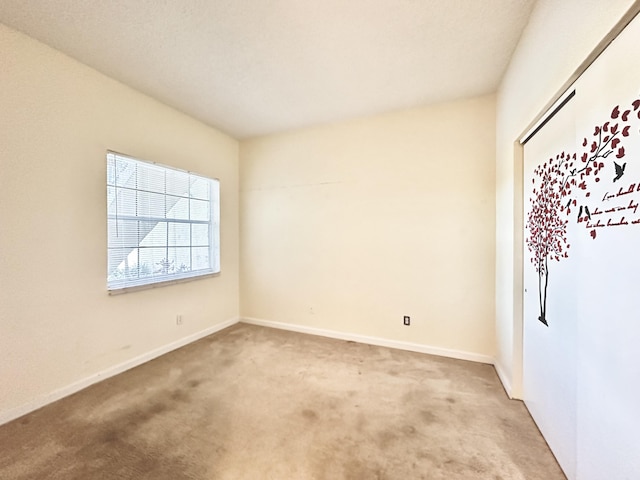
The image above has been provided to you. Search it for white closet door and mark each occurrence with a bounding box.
[523,94,578,480]
[523,12,640,480]
[570,13,640,480]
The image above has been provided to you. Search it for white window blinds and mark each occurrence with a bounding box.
[107,152,220,291]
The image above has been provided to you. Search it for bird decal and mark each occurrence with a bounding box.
[585,206,591,220]
[578,205,583,222]
[613,161,626,182]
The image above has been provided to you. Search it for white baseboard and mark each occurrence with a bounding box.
[493,360,513,398]
[241,317,495,365]
[0,317,239,426]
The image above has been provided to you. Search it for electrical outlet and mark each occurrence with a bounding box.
[176,314,183,325]
[403,316,410,326]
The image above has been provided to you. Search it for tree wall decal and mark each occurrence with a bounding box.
[526,153,572,326]
[526,95,640,326]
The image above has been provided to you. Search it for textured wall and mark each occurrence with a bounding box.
[0,25,240,419]
[240,96,496,358]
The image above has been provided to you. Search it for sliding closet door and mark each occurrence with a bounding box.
[523,12,640,480]
[522,93,578,479]
[570,13,640,480]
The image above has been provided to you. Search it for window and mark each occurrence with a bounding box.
[107,151,220,292]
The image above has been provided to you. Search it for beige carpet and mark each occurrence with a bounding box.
[0,323,565,479]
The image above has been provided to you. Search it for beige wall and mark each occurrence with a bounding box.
[495,0,635,396]
[0,25,240,418]
[241,96,496,358]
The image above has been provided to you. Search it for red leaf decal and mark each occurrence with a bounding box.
[622,110,630,121]
[610,124,619,134]
[611,137,620,148]
[617,146,625,158]
[611,105,620,118]
[603,122,609,132]
[591,141,597,152]
[581,153,588,163]
[623,125,630,137]
[594,126,601,135]
[595,177,600,182]
[582,138,587,147]
[633,99,640,111]
[590,229,597,239]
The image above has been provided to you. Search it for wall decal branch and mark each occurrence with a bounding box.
[526,95,640,325]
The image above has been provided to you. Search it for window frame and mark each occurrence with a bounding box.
[106,151,220,294]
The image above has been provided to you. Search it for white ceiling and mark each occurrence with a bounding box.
[0,0,536,139]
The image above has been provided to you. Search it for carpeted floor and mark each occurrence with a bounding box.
[0,323,566,479]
